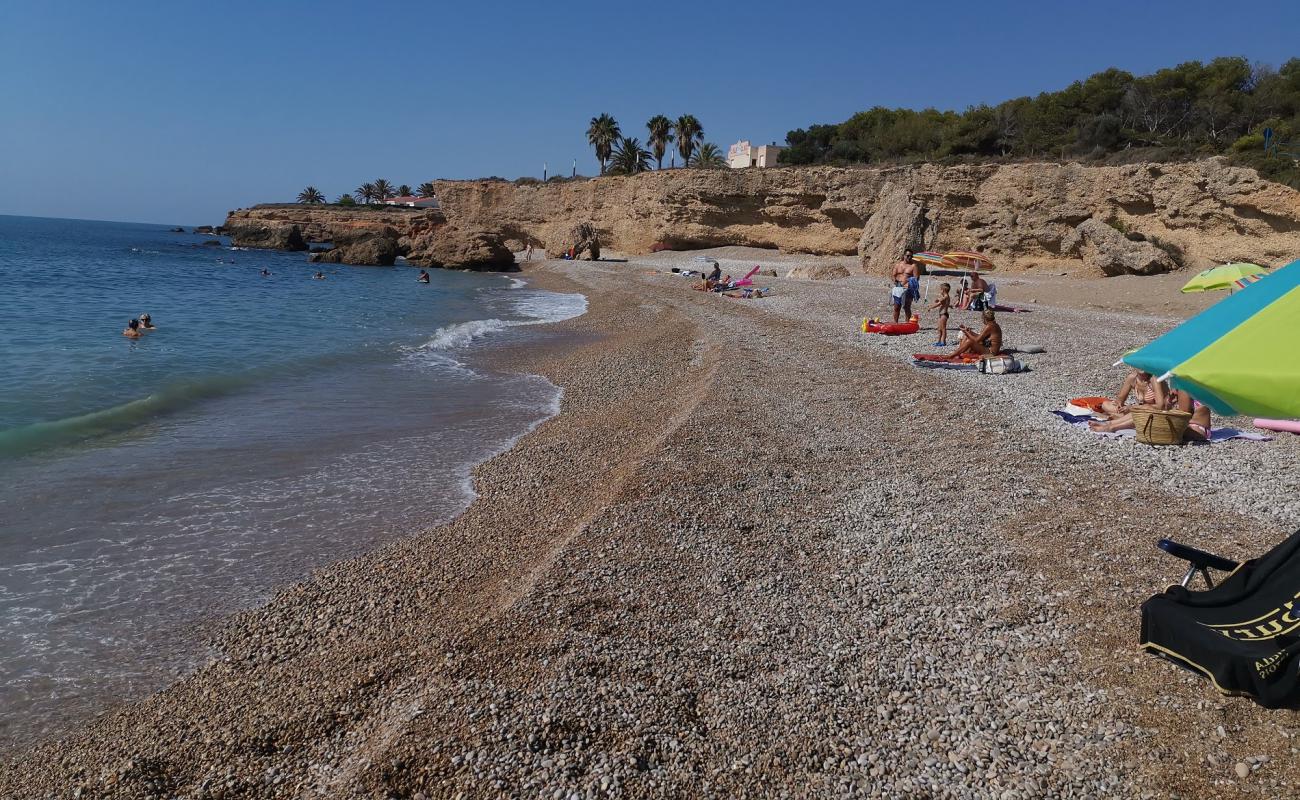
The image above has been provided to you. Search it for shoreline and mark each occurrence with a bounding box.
[4,253,1299,797]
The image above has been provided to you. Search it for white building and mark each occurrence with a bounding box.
[383,195,441,209]
[727,140,784,169]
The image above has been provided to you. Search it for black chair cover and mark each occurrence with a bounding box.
[1141,529,1300,708]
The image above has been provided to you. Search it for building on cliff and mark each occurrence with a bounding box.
[382,195,441,209]
[728,141,783,169]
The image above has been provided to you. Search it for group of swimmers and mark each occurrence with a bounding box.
[1089,368,1212,442]
[122,313,156,339]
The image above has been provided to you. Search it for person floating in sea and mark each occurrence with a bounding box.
[890,249,920,323]
[260,268,272,277]
[138,313,156,331]
[313,271,326,280]
[123,319,142,339]
[928,282,952,347]
[417,269,431,284]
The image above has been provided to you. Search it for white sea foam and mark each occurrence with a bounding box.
[417,290,587,353]
[507,277,527,289]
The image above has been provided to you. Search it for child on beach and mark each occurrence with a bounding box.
[928,283,952,346]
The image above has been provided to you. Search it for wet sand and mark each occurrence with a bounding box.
[3,253,1298,798]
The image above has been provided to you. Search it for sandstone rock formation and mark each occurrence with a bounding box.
[556,222,600,260]
[786,265,851,281]
[405,226,514,270]
[1064,219,1178,276]
[224,159,1300,274]
[309,225,400,266]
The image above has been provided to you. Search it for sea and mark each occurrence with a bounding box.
[0,215,585,749]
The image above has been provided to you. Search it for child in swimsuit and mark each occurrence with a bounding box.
[929,283,952,346]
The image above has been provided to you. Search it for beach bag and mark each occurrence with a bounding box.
[978,356,1021,374]
[1134,408,1191,446]
[890,285,907,300]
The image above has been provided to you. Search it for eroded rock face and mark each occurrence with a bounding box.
[224,159,1300,274]
[405,226,515,270]
[223,219,307,251]
[1066,219,1177,276]
[309,225,400,266]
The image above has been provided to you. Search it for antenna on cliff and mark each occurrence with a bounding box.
[543,162,548,181]
[572,159,576,178]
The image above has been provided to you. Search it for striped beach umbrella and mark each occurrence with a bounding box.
[1234,273,1266,290]
[911,251,948,268]
[1180,262,1268,293]
[941,251,995,271]
[1124,259,1300,418]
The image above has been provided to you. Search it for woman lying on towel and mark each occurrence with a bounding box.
[1088,381,1212,441]
[949,310,1002,359]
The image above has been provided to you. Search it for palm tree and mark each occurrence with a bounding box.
[690,142,726,169]
[586,113,621,175]
[607,137,653,176]
[355,182,376,204]
[675,115,704,168]
[646,115,674,170]
[417,181,438,198]
[397,184,413,198]
[372,178,396,201]
[336,194,356,206]
[297,186,325,204]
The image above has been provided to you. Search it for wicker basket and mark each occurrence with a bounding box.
[1133,408,1192,446]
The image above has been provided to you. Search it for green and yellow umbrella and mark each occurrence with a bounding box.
[1180,262,1268,293]
[1125,260,1300,418]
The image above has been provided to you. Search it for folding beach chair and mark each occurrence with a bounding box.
[1141,530,1300,708]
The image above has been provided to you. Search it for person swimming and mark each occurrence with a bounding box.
[417,270,430,283]
[139,313,156,330]
[260,268,272,277]
[123,319,142,338]
[313,271,326,280]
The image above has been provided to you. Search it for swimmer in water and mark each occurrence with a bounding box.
[260,268,271,277]
[123,319,142,338]
[313,271,326,280]
[139,313,156,330]
[417,269,430,283]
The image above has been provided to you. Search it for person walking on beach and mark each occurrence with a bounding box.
[525,242,534,262]
[890,249,920,323]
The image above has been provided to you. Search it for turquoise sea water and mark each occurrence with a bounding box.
[0,215,585,747]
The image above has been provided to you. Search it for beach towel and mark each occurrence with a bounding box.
[1050,410,1272,443]
[912,358,979,370]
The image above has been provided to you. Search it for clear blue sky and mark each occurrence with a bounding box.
[2,0,1297,225]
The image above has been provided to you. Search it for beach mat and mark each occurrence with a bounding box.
[1050,410,1272,444]
[913,359,979,371]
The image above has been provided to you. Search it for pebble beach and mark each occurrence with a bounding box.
[4,249,1299,799]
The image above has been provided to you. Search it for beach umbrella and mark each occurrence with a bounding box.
[911,251,947,268]
[1123,259,1300,418]
[941,250,995,271]
[1180,262,1268,293]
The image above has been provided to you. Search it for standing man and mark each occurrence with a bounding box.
[890,249,920,323]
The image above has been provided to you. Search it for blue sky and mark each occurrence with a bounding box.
[2,0,1297,225]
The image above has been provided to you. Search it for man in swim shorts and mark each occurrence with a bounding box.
[890,249,919,323]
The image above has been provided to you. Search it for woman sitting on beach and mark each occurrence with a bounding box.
[1098,368,1154,418]
[1088,382,1211,441]
[948,310,1002,359]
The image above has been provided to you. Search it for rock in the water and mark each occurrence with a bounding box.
[309,226,400,266]
[193,225,215,235]
[200,239,222,247]
[407,226,515,271]
[222,220,307,252]
[1067,218,1177,276]
[169,227,185,233]
[786,264,850,280]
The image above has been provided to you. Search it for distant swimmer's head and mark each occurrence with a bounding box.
[127,318,139,329]
[140,313,151,322]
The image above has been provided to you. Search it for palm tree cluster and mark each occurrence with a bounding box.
[299,179,439,205]
[586,113,720,175]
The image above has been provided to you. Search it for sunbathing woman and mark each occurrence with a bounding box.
[1087,381,1209,440]
[1099,368,1154,418]
[949,310,1002,359]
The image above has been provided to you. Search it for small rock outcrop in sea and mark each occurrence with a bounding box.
[308,225,400,266]
[223,219,307,251]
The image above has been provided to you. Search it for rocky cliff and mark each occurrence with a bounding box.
[224,158,1300,274]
